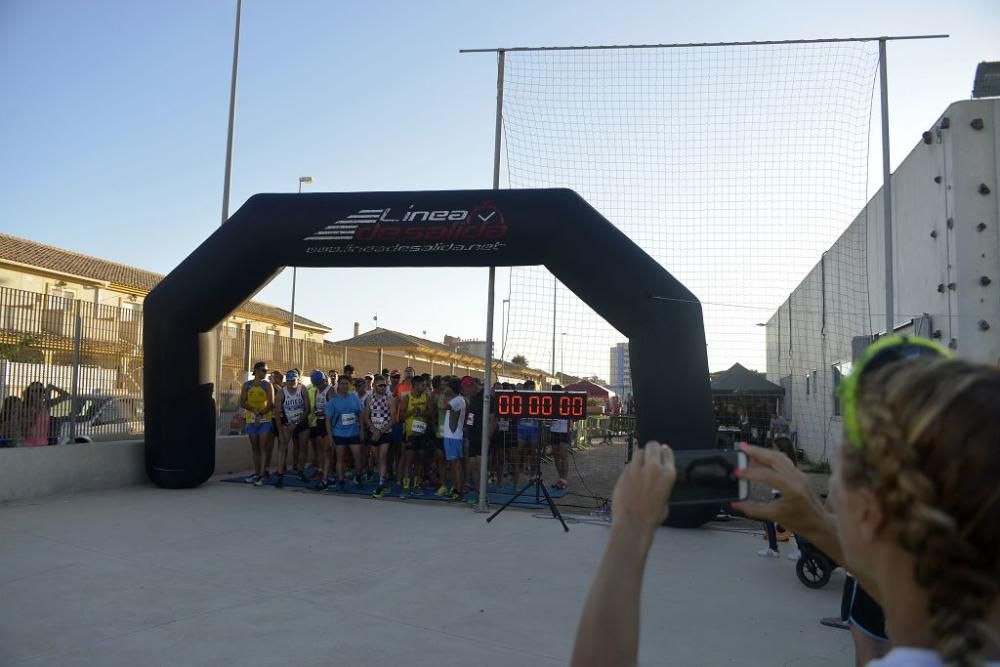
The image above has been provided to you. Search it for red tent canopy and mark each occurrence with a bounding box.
[563,379,615,399]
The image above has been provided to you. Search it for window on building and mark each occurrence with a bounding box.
[120,302,138,322]
[47,286,75,309]
[831,361,852,417]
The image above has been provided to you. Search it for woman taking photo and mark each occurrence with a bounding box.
[572,337,999,667]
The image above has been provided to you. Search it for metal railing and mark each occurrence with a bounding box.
[0,286,143,447]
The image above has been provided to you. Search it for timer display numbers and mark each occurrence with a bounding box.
[493,390,588,420]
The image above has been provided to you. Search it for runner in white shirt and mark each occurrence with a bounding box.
[273,370,309,488]
[437,378,466,500]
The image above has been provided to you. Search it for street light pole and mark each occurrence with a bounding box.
[220,0,242,226]
[560,332,566,377]
[215,0,241,436]
[501,298,510,359]
[290,176,313,341]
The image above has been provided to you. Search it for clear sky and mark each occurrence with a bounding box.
[2,0,998,376]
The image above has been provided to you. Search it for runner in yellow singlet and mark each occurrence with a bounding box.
[398,375,431,498]
[239,361,275,486]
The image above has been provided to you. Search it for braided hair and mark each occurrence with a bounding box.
[841,358,1000,667]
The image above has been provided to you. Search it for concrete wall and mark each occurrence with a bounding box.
[0,436,253,503]
[766,99,1000,462]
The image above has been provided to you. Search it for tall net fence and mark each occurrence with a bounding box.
[496,42,882,506]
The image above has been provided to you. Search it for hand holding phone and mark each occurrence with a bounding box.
[611,441,677,533]
[667,448,749,506]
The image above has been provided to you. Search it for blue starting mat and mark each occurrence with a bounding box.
[221,472,567,508]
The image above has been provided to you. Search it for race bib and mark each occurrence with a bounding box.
[410,418,427,434]
[466,413,475,427]
[286,408,305,424]
[339,413,357,426]
[498,418,510,432]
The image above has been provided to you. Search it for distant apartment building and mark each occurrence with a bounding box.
[443,335,493,360]
[609,342,632,399]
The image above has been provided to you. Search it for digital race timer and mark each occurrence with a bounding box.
[493,390,589,420]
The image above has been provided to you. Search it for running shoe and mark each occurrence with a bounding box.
[309,479,327,491]
[435,485,449,497]
[245,473,260,484]
[275,473,284,489]
[446,490,461,501]
[410,485,424,497]
[254,475,265,487]
[757,548,780,558]
[372,486,386,499]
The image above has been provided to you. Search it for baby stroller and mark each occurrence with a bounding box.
[794,532,836,589]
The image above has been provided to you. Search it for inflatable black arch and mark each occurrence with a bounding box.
[144,189,715,519]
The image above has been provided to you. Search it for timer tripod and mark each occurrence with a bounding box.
[486,424,569,532]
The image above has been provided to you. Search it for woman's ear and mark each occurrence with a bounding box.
[854,486,886,543]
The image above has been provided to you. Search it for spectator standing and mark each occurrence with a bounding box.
[22,382,68,446]
[0,396,24,447]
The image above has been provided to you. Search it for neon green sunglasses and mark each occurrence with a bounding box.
[840,335,951,449]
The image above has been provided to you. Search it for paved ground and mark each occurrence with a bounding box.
[1,481,853,666]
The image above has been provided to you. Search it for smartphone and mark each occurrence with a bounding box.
[668,448,748,506]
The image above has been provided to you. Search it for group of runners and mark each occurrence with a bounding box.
[238,364,573,500]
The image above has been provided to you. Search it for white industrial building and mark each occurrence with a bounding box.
[765,98,999,463]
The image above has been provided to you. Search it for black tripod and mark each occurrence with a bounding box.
[486,439,569,532]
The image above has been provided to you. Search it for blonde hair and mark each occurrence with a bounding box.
[842,358,1000,667]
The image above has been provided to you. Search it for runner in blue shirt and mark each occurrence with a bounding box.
[323,375,364,492]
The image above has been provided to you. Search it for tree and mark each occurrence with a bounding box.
[0,335,43,363]
[511,354,528,366]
